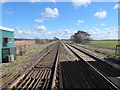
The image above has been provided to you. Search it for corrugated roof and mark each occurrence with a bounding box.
[0,26,14,32]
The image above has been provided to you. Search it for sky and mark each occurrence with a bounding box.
[1,0,119,40]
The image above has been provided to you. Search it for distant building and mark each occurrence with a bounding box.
[0,26,16,63]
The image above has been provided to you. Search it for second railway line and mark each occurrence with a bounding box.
[63,42,120,89]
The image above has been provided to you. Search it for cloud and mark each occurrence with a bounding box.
[76,20,84,25]
[18,30,23,34]
[14,27,49,39]
[0,0,7,4]
[104,28,110,30]
[14,26,118,40]
[34,25,47,32]
[101,23,106,26]
[92,23,106,26]
[78,20,84,23]
[114,3,120,9]
[14,27,37,39]
[30,0,42,2]
[40,29,77,39]
[14,27,76,39]
[86,26,118,40]
[50,29,77,39]
[49,0,56,2]
[34,18,48,23]
[55,28,118,40]
[29,0,56,2]
[72,0,91,8]
[41,7,59,18]
[95,28,100,30]
[94,9,107,19]
[5,10,13,14]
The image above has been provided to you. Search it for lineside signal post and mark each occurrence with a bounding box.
[115,45,120,59]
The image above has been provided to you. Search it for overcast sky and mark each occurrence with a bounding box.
[1,0,119,40]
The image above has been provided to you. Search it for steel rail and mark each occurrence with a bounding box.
[64,43,119,89]
[7,43,57,89]
[50,43,60,89]
[69,43,120,70]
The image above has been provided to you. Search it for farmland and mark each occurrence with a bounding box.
[89,40,119,49]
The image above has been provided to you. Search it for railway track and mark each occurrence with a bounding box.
[7,41,60,89]
[2,41,120,89]
[0,42,55,89]
[65,43,120,77]
[59,42,120,89]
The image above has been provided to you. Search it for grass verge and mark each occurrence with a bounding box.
[1,41,55,70]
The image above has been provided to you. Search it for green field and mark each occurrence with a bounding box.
[89,40,119,49]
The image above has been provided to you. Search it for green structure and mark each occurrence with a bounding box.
[0,26,15,63]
